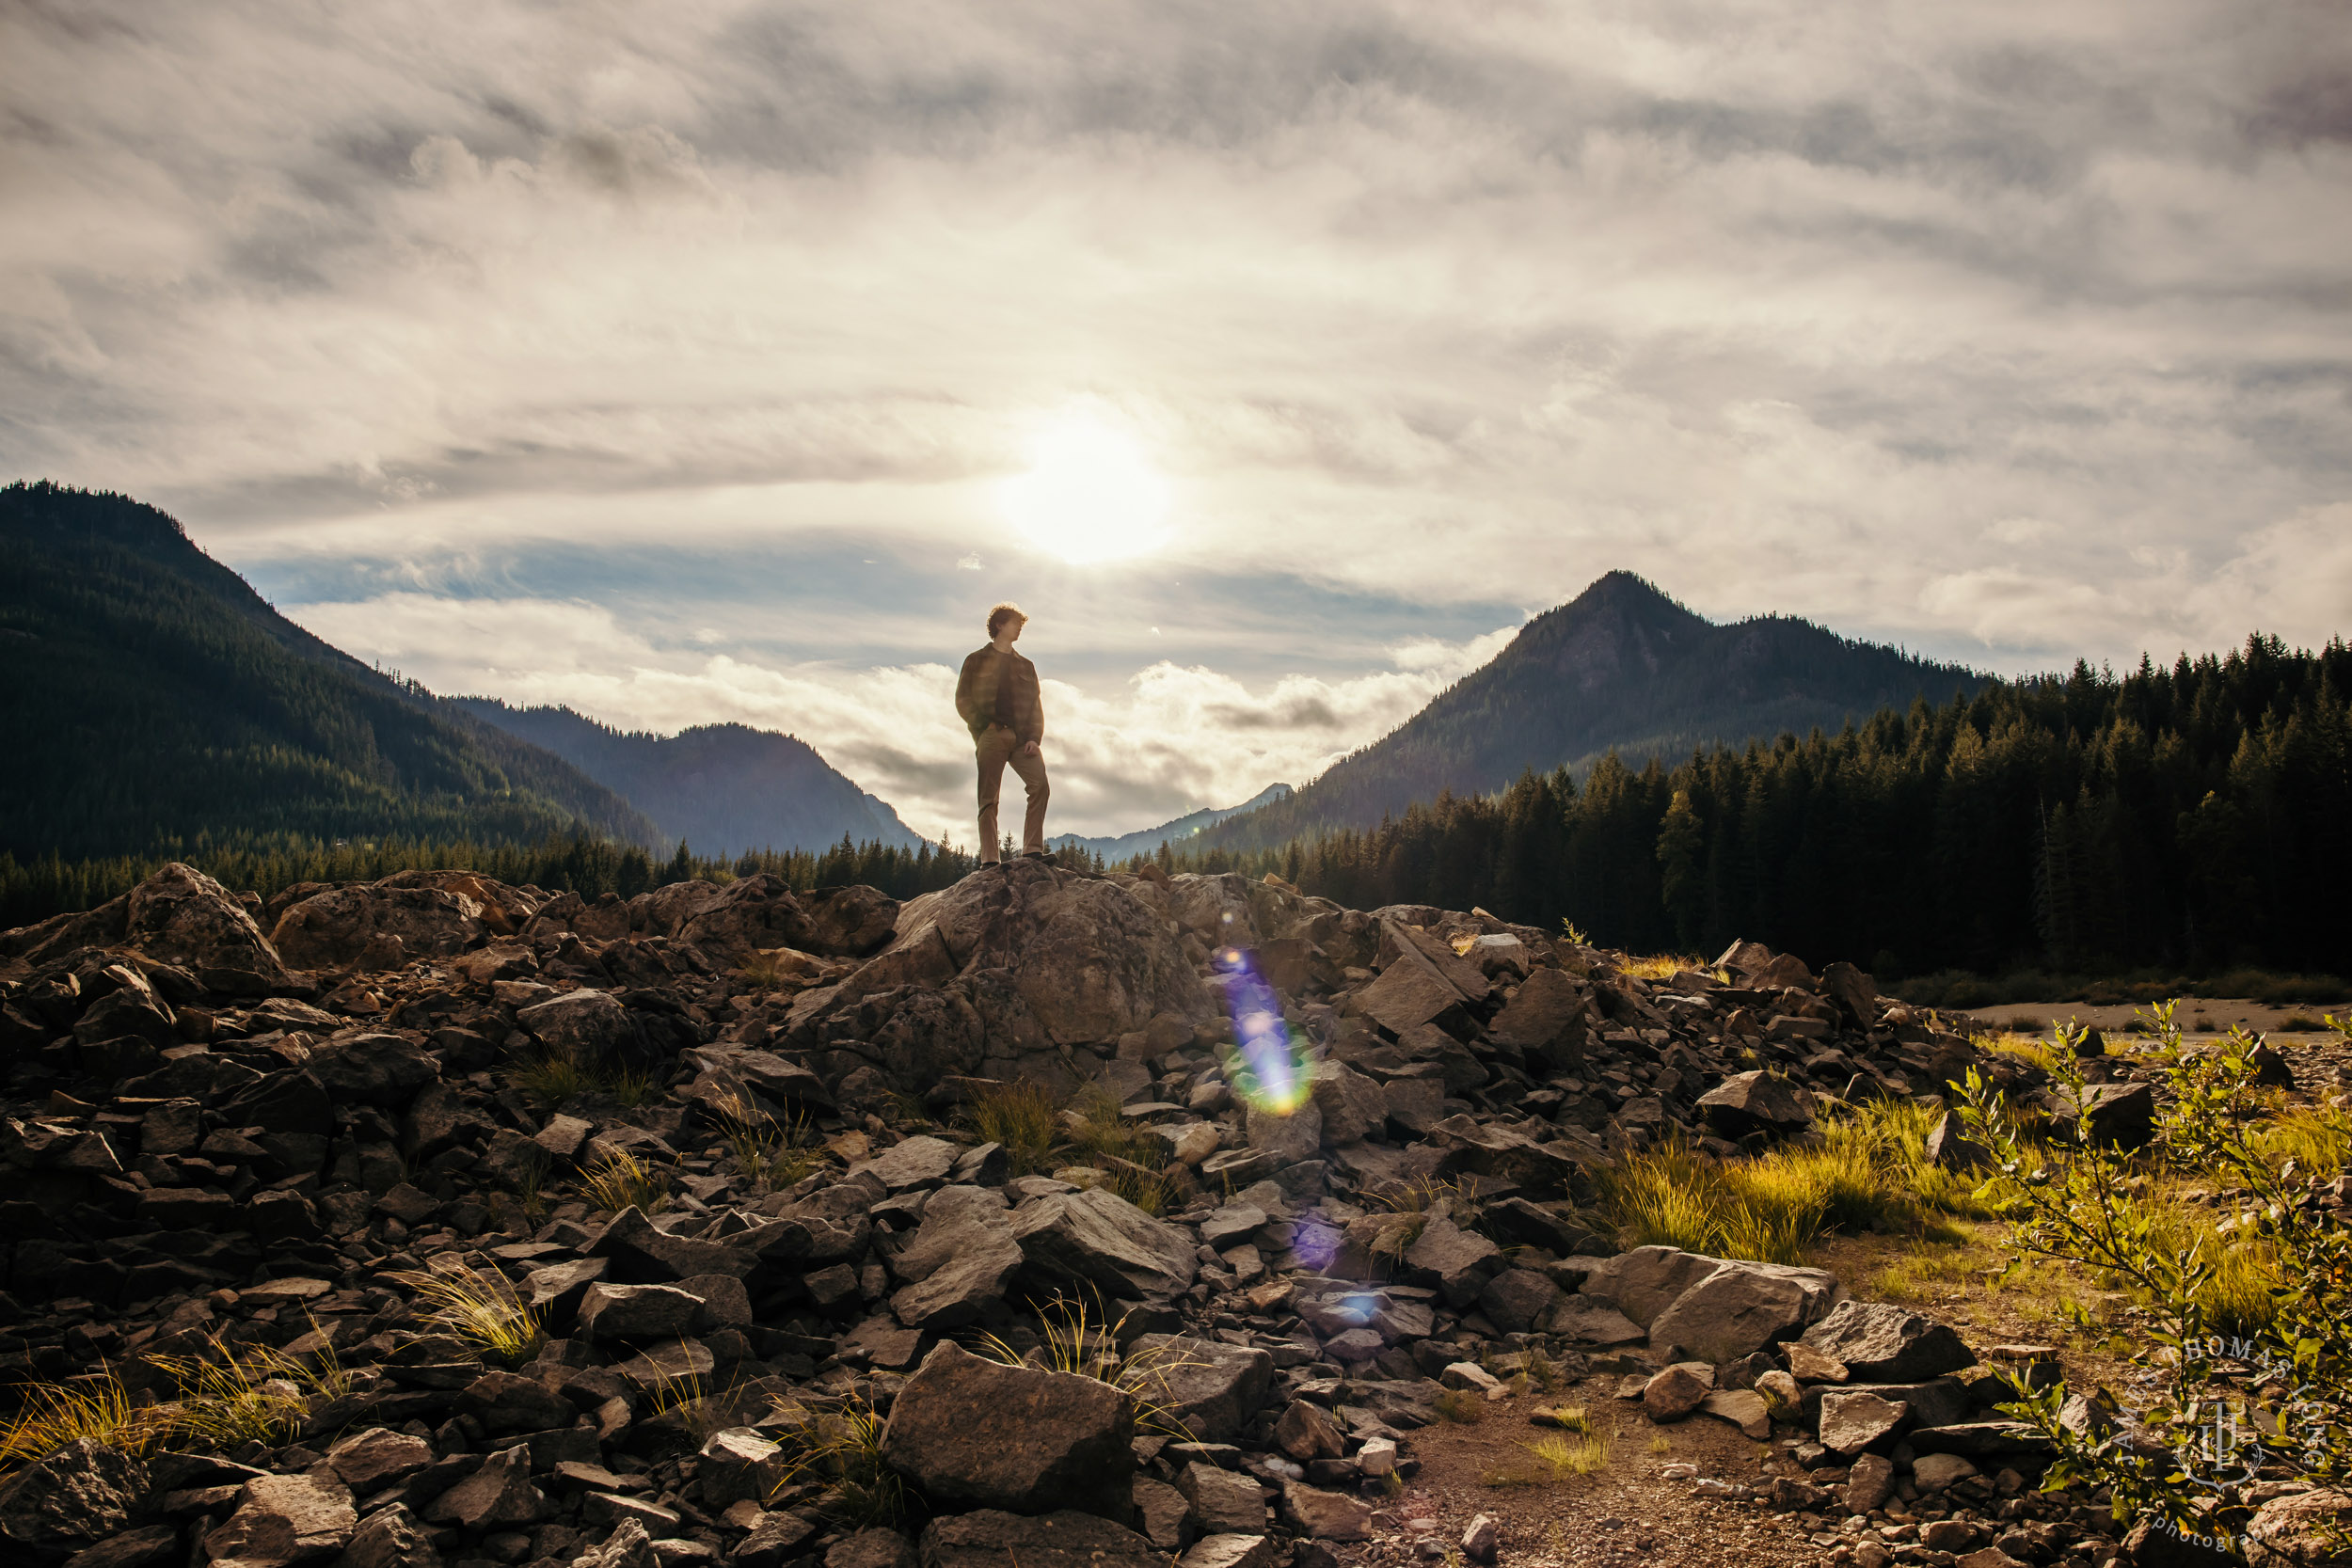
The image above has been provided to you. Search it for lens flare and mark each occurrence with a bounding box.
[1212,914,1308,1116]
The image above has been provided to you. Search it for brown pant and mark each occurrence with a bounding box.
[975,725,1049,859]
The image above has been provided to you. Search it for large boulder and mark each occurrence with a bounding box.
[305,1033,439,1108]
[882,1342,1136,1520]
[1645,1259,1840,1363]
[2246,1488,2352,1567]
[677,876,816,965]
[1009,1188,1199,1301]
[921,1511,1169,1568]
[1800,1301,1977,1383]
[270,880,486,970]
[122,862,294,993]
[1575,1246,1721,1327]
[882,861,1214,1050]
[0,1437,150,1560]
[202,1471,358,1565]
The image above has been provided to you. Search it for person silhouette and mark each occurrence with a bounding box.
[955,602,1049,863]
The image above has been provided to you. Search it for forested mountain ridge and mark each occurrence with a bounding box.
[454,700,928,856]
[1048,784,1294,860]
[1196,571,1986,851]
[1162,634,2352,978]
[0,481,661,861]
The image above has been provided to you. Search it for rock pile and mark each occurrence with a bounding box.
[0,857,2125,1568]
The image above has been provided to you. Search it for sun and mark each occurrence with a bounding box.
[999,415,1171,564]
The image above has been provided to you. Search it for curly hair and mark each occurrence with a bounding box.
[987,602,1027,636]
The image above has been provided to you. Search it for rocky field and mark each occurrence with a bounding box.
[0,857,2340,1568]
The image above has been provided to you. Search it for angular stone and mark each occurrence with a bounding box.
[1401,1210,1499,1306]
[857,1136,961,1192]
[60,1524,181,1568]
[1009,1187,1198,1300]
[1910,1451,1979,1493]
[458,1370,578,1435]
[425,1444,546,1529]
[1578,1246,1724,1328]
[1924,1113,1989,1172]
[205,1472,358,1566]
[0,1439,150,1559]
[1701,1387,1772,1439]
[1133,1477,1192,1554]
[1841,1452,1896,1513]
[1642,1365,1710,1422]
[124,862,295,992]
[1306,1062,1386,1148]
[737,1512,821,1568]
[1355,948,1471,1038]
[535,1114,596,1161]
[1486,967,1590,1069]
[612,1338,716,1391]
[881,1342,1135,1521]
[1379,1077,1446,1137]
[2246,1487,2352,1568]
[1695,1071,1815,1139]
[1245,1099,1322,1166]
[305,1032,439,1108]
[1785,1340,1849,1384]
[1819,1390,1908,1454]
[575,1520,660,1568]
[1542,1295,1645,1345]
[579,1283,705,1344]
[1279,1481,1373,1542]
[919,1510,1170,1568]
[1126,1336,1274,1444]
[1179,1536,1277,1568]
[890,1186,1023,1332]
[700,1429,786,1511]
[326,1428,435,1492]
[1477,1268,1564,1336]
[593,1206,756,1282]
[1272,1402,1343,1463]
[333,1503,440,1568]
[1801,1301,1977,1384]
[1645,1259,1838,1364]
[1461,1513,1502,1565]
[1176,1463,1265,1535]
[830,1528,920,1568]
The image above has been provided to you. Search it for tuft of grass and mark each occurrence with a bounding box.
[772,1396,912,1528]
[1622,954,1708,983]
[964,1082,1060,1176]
[710,1094,818,1188]
[1593,1100,1983,1264]
[509,1046,653,1108]
[581,1147,669,1215]
[1648,1433,1673,1455]
[2248,1105,2352,1178]
[389,1260,544,1365]
[1433,1387,1486,1424]
[979,1294,1204,1439]
[1526,1350,1569,1396]
[1521,1430,1613,1479]
[0,1369,167,1472]
[148,1333,349,1451]
[1363,1176,1484,1265]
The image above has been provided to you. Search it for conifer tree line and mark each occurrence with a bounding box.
[1147,634,2351,981]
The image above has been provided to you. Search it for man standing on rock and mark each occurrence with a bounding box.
[956,602,1049,863]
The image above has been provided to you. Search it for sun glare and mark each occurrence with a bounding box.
[999,416,1171,564]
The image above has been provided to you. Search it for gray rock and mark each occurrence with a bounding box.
[1486,967,1590,1069]
[579,1283,705,1344]
[516,988,633,1064]
[1354,947,1472,1038]
[1279,1481,1373,1542]
[1818,1390,1909,1454]
[1701,1387,1772,1439]
[699,1428,786,1510]
[1133,1477,1193,1553]
[2246,1488,2352,1568]
[1924,1113,1989,1171]
[1009,1187,1198,1300]
[1910,1452,1979,1493]
[919,1510,1170,1568]
[1541,1295,1645,1345]
[334,1503,443,1568]
[1379,1077,1446,1137]
[1272,1402,1343,1463]
[272,880,485,970]
[1176,1464,1265,1535]
[1695,1071,1815,1139]
[1841,1453,1896,1514]
[828,1528,919,1568]
[572,1520,660,1568]
[123,861,294,992]
[1127,1336,1275,1444]
[882,1342,1135,1521]
[1306,1062,1386,1147]
[1477,1269,1564,1335]
[1642,1365,1711,1422]
[737,1513,821,1568]
[424,1444,545,1529]
[1576,1246,1722,1327]
[1461,1513,1502,1565]
[0,1437,149,1559]
[456,1370,578,1435]
[592,1205,757,1281]
[1401,1209,1500,1306]
[326,1428,435,1492]
[1645,1259,1838,1363]
[59,1524,180,1568]
[1178,1537,1277,1568]
[1801,1301,1977,1383]
[858,1136,961,1191]
[1245,1099,1322,1166]
[204,1472,357,1566]
[2067,1082,2157,1150]
[305,1033,439,1108]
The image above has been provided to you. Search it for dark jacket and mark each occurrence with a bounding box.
[956,645,1044,744]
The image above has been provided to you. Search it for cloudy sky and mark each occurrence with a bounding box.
[5,1,2348,843]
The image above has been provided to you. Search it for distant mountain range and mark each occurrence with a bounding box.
[1191,571,1987,853]
[456,701,928,856]
[1048,784,1294,861]
[0,482,928,864]
[0,482,660,862]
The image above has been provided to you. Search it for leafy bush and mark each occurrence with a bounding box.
[1959,1006,2352,1549]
